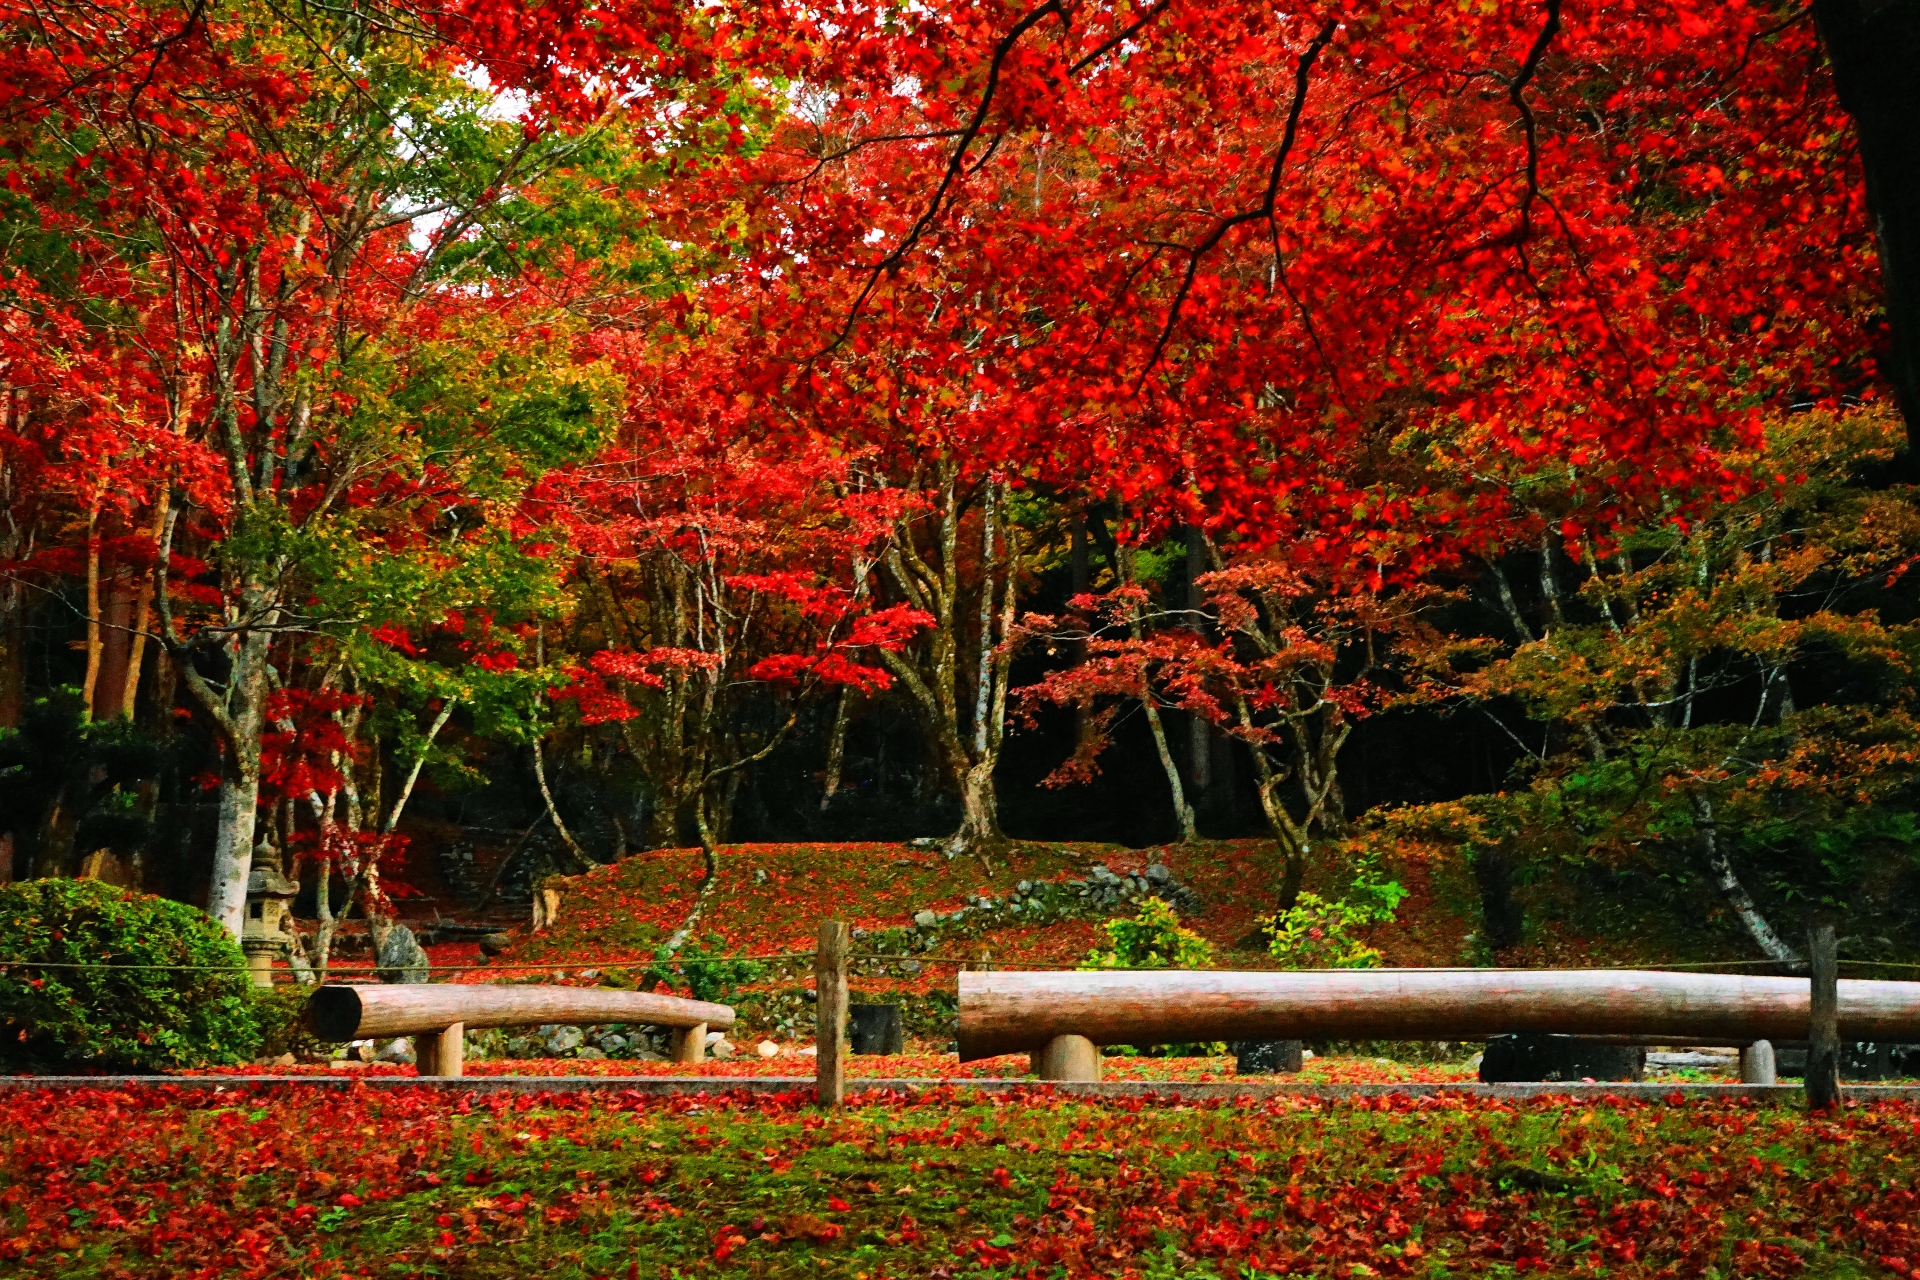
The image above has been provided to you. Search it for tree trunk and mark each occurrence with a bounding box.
[662,793,723,957]
[0,574,21,730]
[33,778,81,879]
[1141,693,1198,843]
[532,736,594,871]
[80,505,103,719]
[1815,0,1920,444]
[206,764,261,936]
[1472,847,1526,950]
[643,791,681,848]
[93,570,136,722]
[1184,527,1214,811]
[951,755,1003,859]
[880,463,1013,856]
[1694,791,1801,964]
[385,700,456,834]
[116,500,168,721]
[1249,753,1309,912]
[820,687,853,810]
[1070,510,1093,751]
[203,628,271,937]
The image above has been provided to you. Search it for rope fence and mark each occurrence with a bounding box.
[0,919,1900,1104]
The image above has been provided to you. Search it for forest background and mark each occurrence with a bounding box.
[2,0,1919,973]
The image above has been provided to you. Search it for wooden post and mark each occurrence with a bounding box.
[1807,925,1841,1109]
[417,1023,464,1078]
[1032,1034,1101,1082]
[671,1021,707,1065]
[1741,1040,1777,1085]
[815,919,849,1106]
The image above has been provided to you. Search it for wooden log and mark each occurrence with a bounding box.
[956,968,1920,1061]
[306,984,735,1041]
[417,1023,464,1078]
[815,920,849,1107]
[1807,927,1842,1109]
[670,1022,707,1065]
[1031,1034,1100,1082]
[1741,1040,1777,1085]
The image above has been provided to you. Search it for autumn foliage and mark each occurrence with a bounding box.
[0,0,1909,991]
[5,1085,1920,1276]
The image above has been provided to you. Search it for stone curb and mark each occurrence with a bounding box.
[4,1076,1919,1104]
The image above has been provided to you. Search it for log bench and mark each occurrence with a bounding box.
[305,984,736,1077]
[958,968,1920,1083]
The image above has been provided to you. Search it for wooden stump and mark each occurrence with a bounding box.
[1032,1034,1101,1082]
[1741,1040,1777,1084]
[417,1023,465,1078]
[815,920,849,1106]
[670,1022,707,1066]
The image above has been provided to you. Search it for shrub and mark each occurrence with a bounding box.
[1259,892,1386,968]
[1081,897,1214,970]
[250,983,330,1061]
[1259,860,1409,969]
[0,879,262,1072]
[645,933,766,1003]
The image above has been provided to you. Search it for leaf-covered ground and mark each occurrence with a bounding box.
[5,1085,1918,1279]
[191,1052,1485,1085]
[442,839,1693,988]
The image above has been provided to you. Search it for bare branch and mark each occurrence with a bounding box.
[816,1,1070,356]
[1134,18,1338,387]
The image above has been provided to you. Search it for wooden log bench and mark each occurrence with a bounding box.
[305,984,736,1077]
[958,968,1920,1083]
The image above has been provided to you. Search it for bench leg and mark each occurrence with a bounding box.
[671,1022,707,1066]
[418,1023,464,1078]
[1031,1035,1101,1082]
[1741,1039,1777,1085]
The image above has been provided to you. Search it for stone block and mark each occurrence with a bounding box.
[849,1003,906,1055]
[1479,1034,1645,1083]
[1233,1040,1304,1074]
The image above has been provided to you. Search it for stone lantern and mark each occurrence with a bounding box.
[242,838,299,988]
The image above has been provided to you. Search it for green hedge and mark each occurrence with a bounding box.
[0,879,262,1072]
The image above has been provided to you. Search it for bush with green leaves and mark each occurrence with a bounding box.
[1257,858,1409,969]
[645,933,766,1003]
[1259,892,1387,968]
[0,880,262,1071]
[1080,897,1215,970]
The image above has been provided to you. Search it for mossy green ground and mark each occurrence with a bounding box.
[6,1085,1917,1278]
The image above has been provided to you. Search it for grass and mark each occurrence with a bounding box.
[192,1050,1489,1085]
[4,1085,1916,1278]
